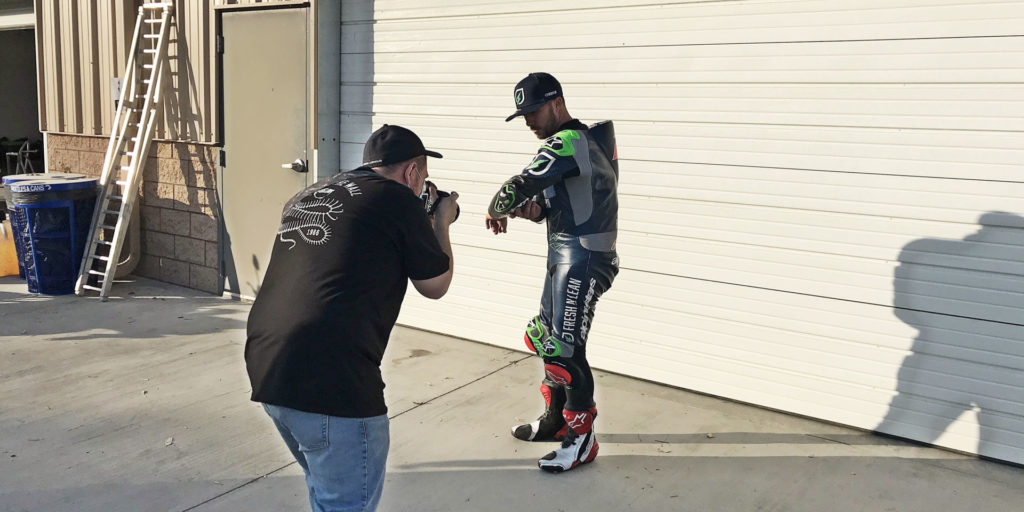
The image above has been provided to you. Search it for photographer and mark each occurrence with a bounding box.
[245,124,458,512]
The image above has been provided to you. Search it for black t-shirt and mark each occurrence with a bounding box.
[244,169,449,418]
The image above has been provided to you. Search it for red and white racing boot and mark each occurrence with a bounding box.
[537,407,598,473]
[512,383,568,441]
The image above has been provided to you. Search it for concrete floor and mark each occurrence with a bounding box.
[1,276,1022,512]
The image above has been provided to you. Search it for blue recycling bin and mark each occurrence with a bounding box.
[2,173,86,280]
[7,174,97,294]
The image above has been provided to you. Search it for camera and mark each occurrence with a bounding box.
[420,180,459,222]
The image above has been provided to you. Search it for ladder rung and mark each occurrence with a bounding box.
[119,166,131,171]
[143,2,173,8]
[143,80,152,84]
[144,19,162,24]
[103,209,120,215]
[143,35,159,40]
[115,180,129,186]
[100,224,117,230]
[108,195,123,201]
[82,285,103,292]
[97,240,113,246]
[88,270,106,276]
[143,49,157,54]
[91,255,111,261]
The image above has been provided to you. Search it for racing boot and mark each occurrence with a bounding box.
[537,407,598,473]
[511,382,568,442]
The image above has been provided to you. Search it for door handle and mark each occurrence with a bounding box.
[281,159,307,173]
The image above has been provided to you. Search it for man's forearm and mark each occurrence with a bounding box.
[433,223,454,279]
[412,223,455,299]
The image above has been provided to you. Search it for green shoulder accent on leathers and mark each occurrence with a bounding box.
[541,130,580,157]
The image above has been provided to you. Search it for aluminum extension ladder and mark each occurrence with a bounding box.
[75,2,173,300]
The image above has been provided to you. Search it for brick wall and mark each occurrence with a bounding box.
[46,134,221,295]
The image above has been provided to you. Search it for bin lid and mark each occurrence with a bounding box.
[7,176,98,194]
[1,173,87,185]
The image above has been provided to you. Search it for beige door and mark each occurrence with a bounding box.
[220,8,308,300]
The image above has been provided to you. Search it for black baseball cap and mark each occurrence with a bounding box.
[361,124,443,167]
[505,72,563,122]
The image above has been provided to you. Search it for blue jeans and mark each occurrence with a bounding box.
[262,404,390,512]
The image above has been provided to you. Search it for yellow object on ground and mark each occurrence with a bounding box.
[0,219,19,277]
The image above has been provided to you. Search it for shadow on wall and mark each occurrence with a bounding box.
[219,227,262,301]
[340,1,375,170]
[162,3,205,142]
[878,211,1024,462]
[136,146,221,295]
[215,182,271,300]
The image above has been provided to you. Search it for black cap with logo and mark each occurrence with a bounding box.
[361,124,443,167]
[505,72,563,122]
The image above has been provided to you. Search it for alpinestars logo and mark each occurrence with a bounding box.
[544,135,564,152]
[515,88,525,106]
[567,412,589,429]
[545,367,569,386]
[542,338,559,355]
[494,184,516,213]
[532,335,562,358]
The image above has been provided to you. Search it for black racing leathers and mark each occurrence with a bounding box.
[493,119,620,412]
[489,119,619,252]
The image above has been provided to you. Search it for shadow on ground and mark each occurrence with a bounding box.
[0,276,246,340]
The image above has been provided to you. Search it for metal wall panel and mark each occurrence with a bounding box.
[150,0,220,142]
[340,0,1024,464]
[0,0,33,29]
[35,1,222,141]
[37,1,152,137]
[35,0,315,145]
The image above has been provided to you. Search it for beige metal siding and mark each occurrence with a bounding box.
[0,0,33,29]
[154,0,215,141]
[35,0,314,144]
[35,0,133,136]
[94,2,128,137]
[217,0,307,6]
[341,0,1024,464]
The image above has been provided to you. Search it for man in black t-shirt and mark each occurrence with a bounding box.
[245,125,458,512]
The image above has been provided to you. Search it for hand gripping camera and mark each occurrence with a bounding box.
[420,180,459,222]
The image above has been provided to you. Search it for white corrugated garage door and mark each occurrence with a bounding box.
[339,0,1024,464]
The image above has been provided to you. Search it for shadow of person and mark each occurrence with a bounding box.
[246,253,261,298]
[877,211,1024,462]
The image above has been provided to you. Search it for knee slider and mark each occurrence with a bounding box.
[524,316,547,354]
[525,317,577,359]
[525,316,558,357]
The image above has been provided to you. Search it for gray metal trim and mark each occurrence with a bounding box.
[565,132,593,226]
[579,232,616,252]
